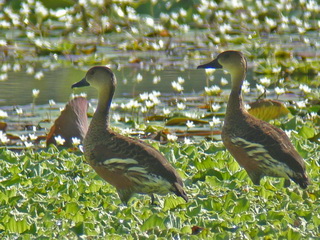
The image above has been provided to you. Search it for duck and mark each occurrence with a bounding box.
[71,66,188,203]
[197,50,310,188]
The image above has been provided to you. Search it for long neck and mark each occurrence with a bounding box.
[89,88,114,131]
[225,69,247,118]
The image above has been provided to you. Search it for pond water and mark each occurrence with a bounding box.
[0,28,318,108]
[0,63,241,107]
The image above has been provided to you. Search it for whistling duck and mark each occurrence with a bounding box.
[198,50,310,188]
[72,66,188,203]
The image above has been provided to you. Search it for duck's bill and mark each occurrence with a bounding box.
[197,59,222,69]
[71,78,90,88]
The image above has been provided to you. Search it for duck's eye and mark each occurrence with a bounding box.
[89,69,95,75]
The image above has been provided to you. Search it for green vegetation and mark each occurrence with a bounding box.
[0,0,319,238]
[0,136,319,238]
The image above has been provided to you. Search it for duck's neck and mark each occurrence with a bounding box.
[90,88,113,132]
[225,70,247,118]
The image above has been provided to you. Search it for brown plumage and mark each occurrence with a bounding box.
[71,66,188,203]
[46,96,88,148]
[198,51,310,188]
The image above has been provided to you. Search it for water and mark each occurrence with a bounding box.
[0,65,231,107]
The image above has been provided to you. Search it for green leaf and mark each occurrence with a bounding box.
[141,214,165,231]
[0,191,9,204]
[1,175,21,187]
[233,198,250,213]
[298,126,315,139]
[165,117,208,126]
[284,117,297,130]
[6,217,30,234]
[163,195,185,211]
[65,202,80,214]
[72,222,84,235]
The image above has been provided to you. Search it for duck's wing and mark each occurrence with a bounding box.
[90,131,186,188]
[231,115,306,174]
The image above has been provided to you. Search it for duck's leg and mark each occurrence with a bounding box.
[151,194,156,205]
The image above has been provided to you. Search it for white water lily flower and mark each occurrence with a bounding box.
[296,101,306,108]
[24,142,34,148]
[167,134,178,142]
[15,108,23,115]
[0,109,8,118]
[29,133,37,141]
[186,120,195,128]
[0,131,9,144]
[259,77,271,87]
[32,89,40,98]
[145,100,154,108]
[177,102,186,110]
[153,76,161,84]
[209,117,221,127]
[34,71,44,80]
[299,84,311,94]
[54,135,65,146]
[136,73,143,83]
[184,138,193,145]
[139,92,149,101]
[49,100,56,106]
[172,81,184,92]
[72,137,81,146]
[177,77,185,84]
[163,108,170,116]
[205,85,221,95]
[0,73,8,81]
[275,87,285,95]
[256,84,265,94]
[220,77,228,86]
[211,103,221,112]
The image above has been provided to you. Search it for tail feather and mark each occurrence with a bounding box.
[292,174,310,189]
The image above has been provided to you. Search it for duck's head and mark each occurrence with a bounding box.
[197,50,247,76]
[72,66,117,91]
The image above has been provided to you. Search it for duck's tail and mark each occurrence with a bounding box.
[173,182,188,202]
[292,173,311,189]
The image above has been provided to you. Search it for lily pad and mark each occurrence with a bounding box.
[248,99,290,121]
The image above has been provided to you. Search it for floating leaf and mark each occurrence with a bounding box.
[176,130,221,137]
[233,198,250,213]
[163,195,185,211]
[65,202,80,214]
[165,117,208,126]
[298,126,315,139]
[6,217,30,234]
[147,29,171,37]
[248,99,290,121]
[145,115,168,121]
[141,215,165,231]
